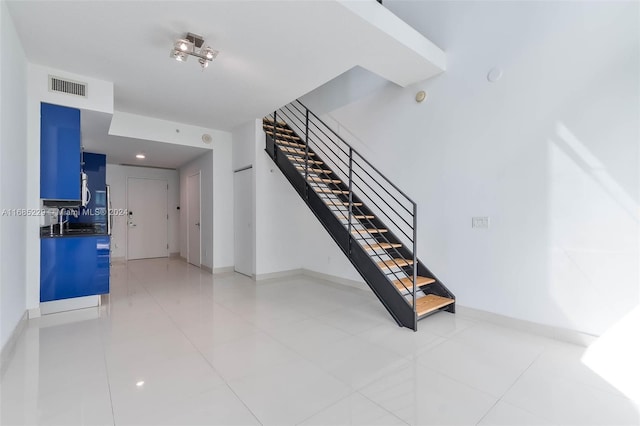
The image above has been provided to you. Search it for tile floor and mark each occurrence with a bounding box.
[1,258,638,425]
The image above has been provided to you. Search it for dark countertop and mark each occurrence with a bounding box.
[40,224,108,239]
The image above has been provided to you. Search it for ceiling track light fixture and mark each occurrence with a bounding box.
[171,32,219,70]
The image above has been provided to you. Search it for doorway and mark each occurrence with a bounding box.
[126,177,168,260]
[187,172,201,267]
[234,166,254,277]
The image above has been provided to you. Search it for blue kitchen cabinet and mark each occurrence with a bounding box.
[40,236,110,302]
[40,103,81,202]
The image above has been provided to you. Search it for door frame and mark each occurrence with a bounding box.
[125,177,169,261]
[187,171,202,267]
[233,165,254,277]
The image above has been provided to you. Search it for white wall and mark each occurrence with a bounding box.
[109,111,228,150]
[179,134,234,271]
[231,121,257,275]
[301,0,640,336]
[106,164,180,259]
[0,0,28,350]
[231,118,362,281]
[231,120,313,277]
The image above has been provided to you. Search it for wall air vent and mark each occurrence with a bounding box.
[48,75,87,97]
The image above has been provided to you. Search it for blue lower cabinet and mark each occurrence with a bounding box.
[40,236,110,302]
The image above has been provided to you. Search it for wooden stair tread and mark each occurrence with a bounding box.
[280,147,315,156]
[277,140,306,149]
[263,127,294,135]
[307,176,341,184]
[262,118,287,126]
[376,258,413,270]
[392,276,435,292]
[265,130,299,139]
[263,125,294,134]
[295,165,331,174]
[414,294,454,316]
[363,242,401,251]
[287,156,323,165]
[316,188,350,194]
[337,214,375,221]
[326,201,363,207]
[352,228,388,234]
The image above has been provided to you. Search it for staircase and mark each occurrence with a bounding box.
[263,100,455,331]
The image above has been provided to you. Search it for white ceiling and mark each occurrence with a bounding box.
[7,0,445,168]
[81,110,209,169]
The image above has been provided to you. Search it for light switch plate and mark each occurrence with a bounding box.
[472,216,490,229]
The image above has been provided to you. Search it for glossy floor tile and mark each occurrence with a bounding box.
[1,258,639,425]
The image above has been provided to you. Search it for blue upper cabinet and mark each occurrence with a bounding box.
[40,103,81,202]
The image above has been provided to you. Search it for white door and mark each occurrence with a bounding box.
[127,178,168,260]
[187,172,201,267]
[234,167,254,276]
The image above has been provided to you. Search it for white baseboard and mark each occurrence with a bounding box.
[254,269,305,281]
[0,310,28,376]
[212,266,234,274]
[40,295,100,315]
[169,252,181,258]
[110,256,126,265]
[302,269,366,291]
[456,305,598,347]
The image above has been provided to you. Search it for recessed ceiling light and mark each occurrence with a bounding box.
[136,153,146,159]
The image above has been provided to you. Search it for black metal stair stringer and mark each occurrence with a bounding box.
[265,133,417,329]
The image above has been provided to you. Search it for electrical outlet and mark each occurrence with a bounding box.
[472,216,490,229]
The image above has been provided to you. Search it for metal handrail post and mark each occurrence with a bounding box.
[304,109,310,200]
[412,202,418,330]
[347,148,354,254]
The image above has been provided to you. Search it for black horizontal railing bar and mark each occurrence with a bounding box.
[322,143,411,218]
[275,108,306,138]
[352,159,414,216]
[281,105,306,128]
[349,169,413,225]
[305,142,350,179]
[297,106,352,157]
[282,117,417,274]
[290,107,413,223]
[297,100,417,206]
[349,170,414,232]
[278,108,307,139]
[307,149,348,180]
[278,107,351,174]
[307,116,413,216]
[305,123,350,161]
[305,128,413,224]
[306,133,351,172]
[309,128,349,166]
[306,117,349,156]
[307,130,350,167]
[349,180,414,243]
[307,120,350,157]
